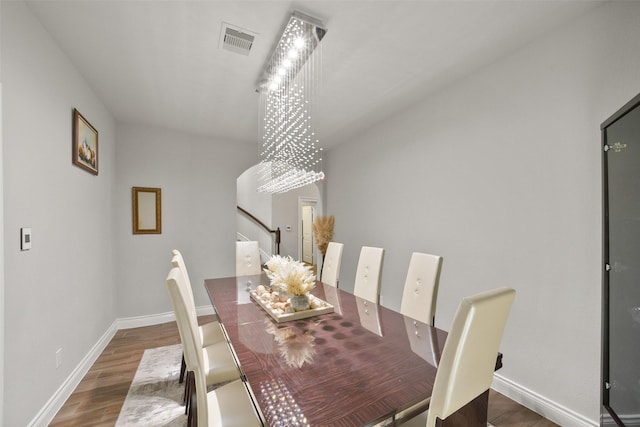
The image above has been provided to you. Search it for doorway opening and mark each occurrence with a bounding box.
[299,197,318,275]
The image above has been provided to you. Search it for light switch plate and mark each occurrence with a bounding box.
[21,228,32,251]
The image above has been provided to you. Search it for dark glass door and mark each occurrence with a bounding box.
[602,94,640,426]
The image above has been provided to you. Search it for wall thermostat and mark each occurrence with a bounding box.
[21,228,32,251]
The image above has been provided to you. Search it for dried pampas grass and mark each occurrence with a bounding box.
[312,215,334,255]
[264,255,316,296]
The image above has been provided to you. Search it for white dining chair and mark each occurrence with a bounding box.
[399,287,516,426]
[353,246,385,304]
[400,252,443,326]
[171,250,227,382]
[235,241,262,276]
[321,242,344,287]
[165,266,242,424]
[167,267,261,427]
[171,250,225,345]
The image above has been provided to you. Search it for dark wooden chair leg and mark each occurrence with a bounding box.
[179,353,186,383]
[183,370,188,406]
[185,372,196,427]
[186,378,192,426]
[184,371,196,414]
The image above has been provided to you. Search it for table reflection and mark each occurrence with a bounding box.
[264,319,316,368]
[404,317,441,367]
[356,296,383,336]
[321,283,342,315]
[236,276,254,304]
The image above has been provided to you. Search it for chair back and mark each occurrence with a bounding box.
[426,287,515,427]
[167,267,211,425]
[321,242,344,287]
[235,241,261,276]
[166,267,203,373]
[171,249,197,315]
[400,252,443,325]
[353,246,385,303]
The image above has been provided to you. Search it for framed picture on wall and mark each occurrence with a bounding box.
[72,108,98,175]
[132,187,162,234]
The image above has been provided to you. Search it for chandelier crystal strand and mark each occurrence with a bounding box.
[257,13,326,194]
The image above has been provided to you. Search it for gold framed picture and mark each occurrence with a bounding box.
[132,187,162,234]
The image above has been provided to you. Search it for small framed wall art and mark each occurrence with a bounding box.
[132,187,162,234]
[72,108,98,175]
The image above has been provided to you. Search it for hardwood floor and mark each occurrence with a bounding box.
[49,318,188,427]
[50,315,558,426]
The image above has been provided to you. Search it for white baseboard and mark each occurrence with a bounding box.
[29,305,216,426]
[492,373,598,427]
[117,305,216,330]
[28,321,118,427]
[116,310,177,330]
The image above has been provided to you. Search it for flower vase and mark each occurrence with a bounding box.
[291,294,310,311]
[270,283,290,302]
[278,288,292,302]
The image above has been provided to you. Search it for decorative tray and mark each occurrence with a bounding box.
[250,289,334,323]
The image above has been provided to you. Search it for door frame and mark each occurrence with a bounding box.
[298,197,319,266]
[601,91,640,427]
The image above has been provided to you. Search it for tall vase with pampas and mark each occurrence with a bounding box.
[312,215,334,277]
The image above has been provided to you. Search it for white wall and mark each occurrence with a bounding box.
[0,2,5,421]
[237,164,272,227]
[326,2,640,425]
[0,3,5,420]
[1,3,117,425]
[115,123,256,317]
[0,82,4,427]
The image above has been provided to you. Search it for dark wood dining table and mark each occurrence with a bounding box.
[205,274,492,427]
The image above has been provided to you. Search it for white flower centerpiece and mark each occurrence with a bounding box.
[264,255,316,311]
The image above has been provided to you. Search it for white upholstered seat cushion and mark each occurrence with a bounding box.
[202,341,242,385]
[206,379,262,427]
[199,321,225,346]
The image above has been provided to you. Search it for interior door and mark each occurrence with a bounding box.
[301,205,315,264]
[602,93,640,426]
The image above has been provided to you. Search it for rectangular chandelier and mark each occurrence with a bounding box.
[257,11,327,194]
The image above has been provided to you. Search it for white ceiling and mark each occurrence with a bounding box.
[25,0,604,148]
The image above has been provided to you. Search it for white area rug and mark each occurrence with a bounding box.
[115,344,187,427]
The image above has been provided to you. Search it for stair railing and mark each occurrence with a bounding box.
[237,206,281,255]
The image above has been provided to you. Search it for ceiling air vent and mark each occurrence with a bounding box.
[220,23,255,56]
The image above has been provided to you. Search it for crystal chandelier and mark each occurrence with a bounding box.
[257,12,327,194]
